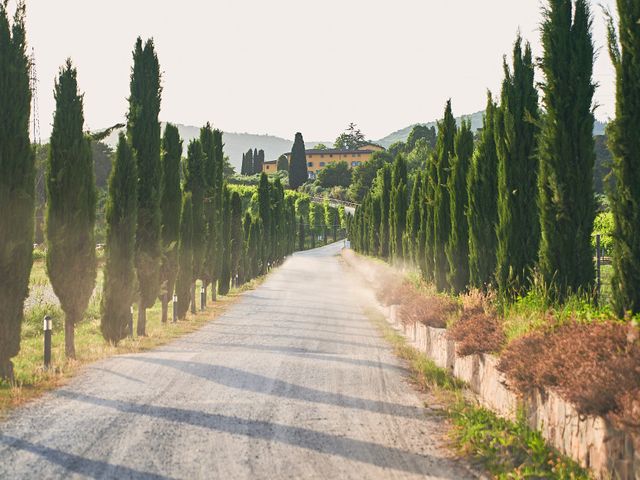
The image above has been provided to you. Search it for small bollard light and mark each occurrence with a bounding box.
[43,315,52,369]
[200,286,205,311]
[172,294,178,323]
[235,274,239,289]
[129,306,134,338]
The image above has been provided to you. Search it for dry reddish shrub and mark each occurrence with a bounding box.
[375,273,413,306]
[448,290,505,356]
[498,321,640,435]
[400,293,457,329]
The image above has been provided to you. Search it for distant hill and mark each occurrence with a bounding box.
[101,124,329,172]
[376,112,608,147]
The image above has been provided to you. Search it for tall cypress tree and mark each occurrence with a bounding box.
[378,164,392,259]
[421,152,438,280]
[405,173,422,265]
[243,149,254,176]
[389,155,408,263]
[241,212,252,283]
[200,122,215,299]
[253,149,265,175]
[495,35,540,295]
[468,93,499,289]
[605,1,640,316]
[101,134,137,344]
[128,37,162,336]
[46,61,97,359]
[538,0,595,297]
[230,191,243,286]
[257,173,272,272]
[277,154,289,172]
[210,129,225,301]
[289,132,307,189]
[368,194,382,255]
[433,100,457,291]
[446,119,474,294]
[175,192,193,320]
[158,123,182,323]
[218,186,232,295]
[184,139,206,311]
[0,1,35,380]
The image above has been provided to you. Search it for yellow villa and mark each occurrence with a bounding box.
[263,143,385,179]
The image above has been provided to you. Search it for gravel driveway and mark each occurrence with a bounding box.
[0,242,475,479]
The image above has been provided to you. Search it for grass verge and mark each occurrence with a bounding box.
[366,308,592,480]
[1,269,266,418]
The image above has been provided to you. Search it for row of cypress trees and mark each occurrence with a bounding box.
[240,148,265,175]
[351,0,639,316]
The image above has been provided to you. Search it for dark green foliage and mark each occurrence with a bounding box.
[101,134,137,344]
[247,216,262,278]
[0,1,35,379]
[368,195,382,255]
[347,151,391,202]
[257,173,271,272]
[46,61,97,358]
[446,119,474,294]
[184,139,206,284]
[593,135,613,195]
[495,35,540,295]
[175,193,193,320]
[128,37,162,334]
[421,152,438,280]
[468,93,499,289]
[218,187,232,295]
[241,149,253,176]
[316,161,352,188]
[200,123,215,293]
[387,141,406,159]
[378,164,392,259]
[253,149,265,175]
[230,192,243,284]
[433,100,457,291]
[158,123,182,322]
[389,155,408,263]
[406,125,437,152]
[538,0,596,297]
[277,154,288,171]
[606,1,640,316]
[334,122,366,150]
[289,132,307,190]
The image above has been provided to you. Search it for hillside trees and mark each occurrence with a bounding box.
[606,0,640,316]
[495,35,540,295]
[158,123,182,323]
[128,37,162,336]
[0,1,35,380]
[317,161,352,188]
[289,132,307,189]
[334,123,367,150]
[46,61,97,359]
[467,93,499,289]
[101,134,138,344]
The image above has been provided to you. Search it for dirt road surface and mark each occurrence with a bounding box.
[0,243,475,479]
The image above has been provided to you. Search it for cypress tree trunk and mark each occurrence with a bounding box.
[128,38,162,336]
[433,100,457,291]
[101,134,137,344]
[495,36,540,296]
[605,1,640,316]
[0,3,35,380]
[446,119,474,294]
[158,123,182,324]
[46,61,97,359]
[538,0,596,298]
[468,93,499,289]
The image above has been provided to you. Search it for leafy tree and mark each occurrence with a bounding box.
[468,93,499,289]
[347,151,391,202]
[389,155,408,263]
[538,0,595,297]
[128,37,162,336]
[446,119,474,293]
[158,123,182,322]
[495,35,540,295]
[406,124,437,151]
[277,154,288,171]
[317,161,352,188]
[387,141,406,159]
[218,187,232,295]
[101,134,137,344]
[433,100,457,291]
[334,122,366,150]
[605,1,640,316]
[0,1,35,380]
[313,143,328,150]
[175,192,193,320]
[46,61,97,359]
[289,132,307,189]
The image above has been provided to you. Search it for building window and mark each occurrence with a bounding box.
[307,162,313,167]
[319,162,325,167]
[329,154,333,158]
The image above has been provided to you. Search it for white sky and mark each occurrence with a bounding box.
[18,0,616,142]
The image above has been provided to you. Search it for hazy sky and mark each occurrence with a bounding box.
[19,0,616,142]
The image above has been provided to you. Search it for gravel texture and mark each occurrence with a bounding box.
[0,243,475,479]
